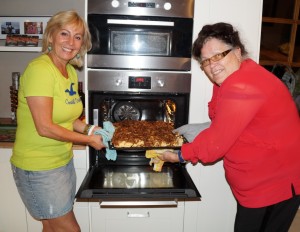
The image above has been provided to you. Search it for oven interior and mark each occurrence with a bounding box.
[89,92,189,127]
[77,0,198,200]
[76,90,200,200]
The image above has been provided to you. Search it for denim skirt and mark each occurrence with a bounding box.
[11,159,76,220]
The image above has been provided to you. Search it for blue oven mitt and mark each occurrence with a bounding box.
[94,121,117,161]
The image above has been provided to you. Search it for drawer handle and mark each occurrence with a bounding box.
[99,200,178,208]
[127,212,150,218]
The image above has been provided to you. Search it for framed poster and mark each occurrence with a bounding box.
[0,16,50,39]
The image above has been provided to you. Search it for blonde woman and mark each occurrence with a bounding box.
[11,11,105,231]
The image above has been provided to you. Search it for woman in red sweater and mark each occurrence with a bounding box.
[159,22,300,232]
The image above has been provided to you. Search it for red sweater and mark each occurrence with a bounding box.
[182,59,300,208]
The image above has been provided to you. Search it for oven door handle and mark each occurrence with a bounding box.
[99,200,178,208]
[107,19,174,27]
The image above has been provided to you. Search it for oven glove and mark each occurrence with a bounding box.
[173,122,211,142]
[94,121,117,161]
[145,149,173,172]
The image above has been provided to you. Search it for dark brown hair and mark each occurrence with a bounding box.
[192,22,248,61]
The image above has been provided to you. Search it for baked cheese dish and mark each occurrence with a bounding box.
[111,120,184,148]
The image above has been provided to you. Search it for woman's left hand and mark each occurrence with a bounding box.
[88,134,106,150]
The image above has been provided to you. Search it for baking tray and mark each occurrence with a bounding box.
[108,136,187,151]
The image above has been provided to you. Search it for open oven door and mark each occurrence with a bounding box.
[76,151,201,204]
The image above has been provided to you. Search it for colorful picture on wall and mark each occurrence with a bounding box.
[0,16,50,39]
[1,21,20,35]
[24,21,43,35]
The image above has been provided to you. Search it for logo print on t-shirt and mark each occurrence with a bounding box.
[65,83,76,96]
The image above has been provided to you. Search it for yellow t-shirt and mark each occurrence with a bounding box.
[11,54,83,171]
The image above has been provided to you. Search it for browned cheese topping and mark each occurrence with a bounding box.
[111,120,184,148]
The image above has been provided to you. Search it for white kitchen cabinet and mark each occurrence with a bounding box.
[74,148,90,232]
[0,148,27,232]
[26,148,90,231]
[27,148,90,232]
[89,201,185,232]
[0,147,89,232]
[26,213,41,232]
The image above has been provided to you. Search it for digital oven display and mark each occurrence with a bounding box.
[128,2,156,8]
[128,76,151,89]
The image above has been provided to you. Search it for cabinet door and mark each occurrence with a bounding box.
[74,203,90,232]
[0,148,27,232]
[27,148,89,232]
[26,212,42,232]
[75,167,90,232]
[73,148,88,170]
[90,202,184,232]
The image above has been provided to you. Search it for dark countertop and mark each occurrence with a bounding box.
[0,118,17,126]
[0,118,85,150]
[0,118,16,144]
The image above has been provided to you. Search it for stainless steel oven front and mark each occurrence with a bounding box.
[87,0,194,71]
[76,70,200,205]
[76,0,198,207]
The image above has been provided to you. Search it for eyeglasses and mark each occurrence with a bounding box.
[200,49,232,69]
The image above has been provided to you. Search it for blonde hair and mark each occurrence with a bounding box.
[42,10,91,68]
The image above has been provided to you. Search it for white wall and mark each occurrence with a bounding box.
[187,0,263,231]
[0,1,263,231]
[0,0,85,118]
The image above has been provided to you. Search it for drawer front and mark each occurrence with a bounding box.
[90,202,185,232]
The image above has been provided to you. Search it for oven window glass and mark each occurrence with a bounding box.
[102,168,174,189]
[109,29,171,56]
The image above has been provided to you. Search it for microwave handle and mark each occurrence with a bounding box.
[99,200,178,208]
[107,19,174,27]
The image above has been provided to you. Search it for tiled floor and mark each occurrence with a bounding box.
[289,210,300,232]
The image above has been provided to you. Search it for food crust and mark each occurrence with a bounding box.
[111,120,183,148]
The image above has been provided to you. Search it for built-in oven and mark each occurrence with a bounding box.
[87,0,194,71]
[76,0,198,207]
[76,70,200,204]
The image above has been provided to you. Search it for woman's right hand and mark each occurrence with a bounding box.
[88,134,105,150]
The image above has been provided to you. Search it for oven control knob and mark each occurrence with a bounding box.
[157,79,165,87]
[164,2,172,10]
[115,79,122,86]
[111,0,120,8]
